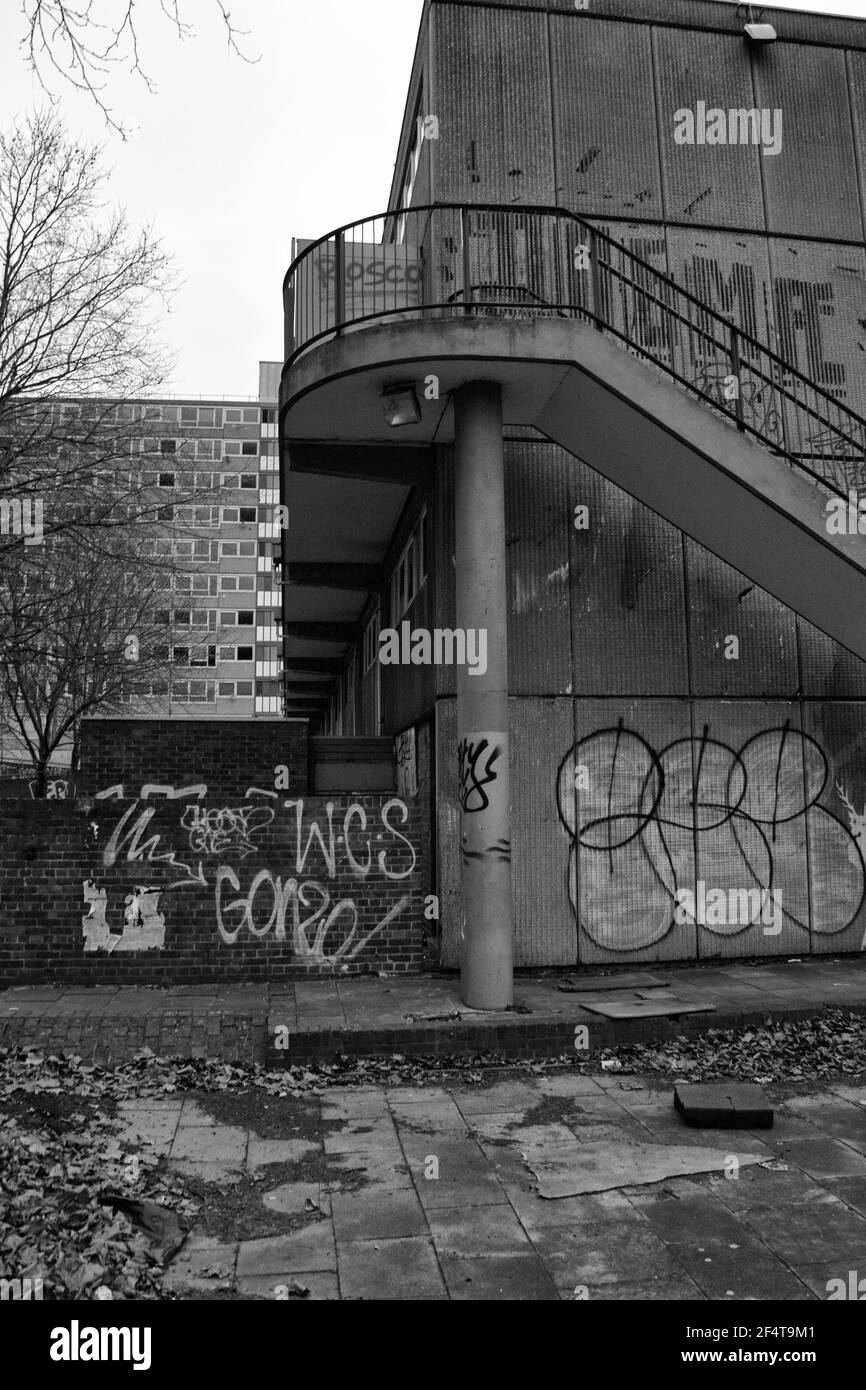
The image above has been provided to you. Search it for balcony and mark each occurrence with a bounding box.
[279,202,866,663]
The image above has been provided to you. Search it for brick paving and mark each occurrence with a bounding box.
[120,1073,866,1301]
[2,957,866,1065]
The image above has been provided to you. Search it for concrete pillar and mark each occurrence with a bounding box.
[454,380,513,1010]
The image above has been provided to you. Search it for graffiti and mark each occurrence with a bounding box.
[557,721,866,953]
[102,800,208,889]
[458,736,501,814]
[691,359,784,442]
[395,728,417,800]
[215,868,411,963]
[141,784,207,801]
[462,837,511,869]
[82,881,166,953]
[180,802,275,859]
[84,787,417,960]
[28,779,69,800]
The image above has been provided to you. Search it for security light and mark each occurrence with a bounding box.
[381,382,421,428]
[744,22,777,42]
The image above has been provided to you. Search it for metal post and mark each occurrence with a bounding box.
[461,207,472,314]
[454,381,513,1010]
[730,324,745,432]
[334,231,345,333]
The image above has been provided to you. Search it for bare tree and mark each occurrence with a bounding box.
[0,112,226,555]
[1,528,155,791]
[20,0,257,136]
[0,110,222,781]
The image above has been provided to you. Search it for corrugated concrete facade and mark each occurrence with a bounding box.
[331,0,866,966]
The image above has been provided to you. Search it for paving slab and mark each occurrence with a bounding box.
[439,1252,558,1301]
[337,1236,446,1300]
[671,1245,816,1301]
[781,1138,866,1179]
[237,1225,337,1276]
[427,1202,530,1256]
[330,1188,428,1241]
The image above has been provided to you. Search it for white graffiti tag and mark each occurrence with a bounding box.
[215,867,412,963]
[180,802,275,859]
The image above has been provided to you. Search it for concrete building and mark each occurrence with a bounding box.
[122,360,284,721]
[280,0,866,999]
[0,362,286,790]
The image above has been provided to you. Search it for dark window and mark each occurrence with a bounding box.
[173,646,189,665]
[159,472,175,488]
[237,645,253,661]
[237,611,254,626]
[160,439,177,456]
[241,441,258,456]
[262,408,276,424]
[239,507,257,523]
[240,474,257,489]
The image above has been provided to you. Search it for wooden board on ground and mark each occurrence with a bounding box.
[556,972,670,993]
[578,998,715,1019]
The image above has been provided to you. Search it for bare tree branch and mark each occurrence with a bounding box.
[20,0,258,137]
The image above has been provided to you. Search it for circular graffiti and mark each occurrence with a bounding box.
[557,721,866,952]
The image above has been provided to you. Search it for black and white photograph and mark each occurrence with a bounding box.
[3,0,866,1354]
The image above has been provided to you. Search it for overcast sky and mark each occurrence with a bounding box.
[0,0,864,398]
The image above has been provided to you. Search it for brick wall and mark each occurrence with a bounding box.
[0,792,424,985]
[77,719,310,800]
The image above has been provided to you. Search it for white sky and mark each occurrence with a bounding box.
[0,0,864,398]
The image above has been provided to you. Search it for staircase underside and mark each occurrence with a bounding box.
[280,316,866,663]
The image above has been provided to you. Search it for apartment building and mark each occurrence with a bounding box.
[279,0,866,996]
[0,361,285,788]
[127,361,284,720]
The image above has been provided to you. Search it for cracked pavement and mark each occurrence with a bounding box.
[119,1072,866,1301]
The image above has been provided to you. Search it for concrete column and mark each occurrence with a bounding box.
[454,380,513,1010]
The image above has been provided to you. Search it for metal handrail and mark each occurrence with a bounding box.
[281,202,866,498]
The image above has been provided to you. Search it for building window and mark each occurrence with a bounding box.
[220,540,256,557]
[240,507,257,523]
[390,508,427,623]
[224,407,260,425]
[160,439,177,456]
[363,608,380,671]
[159,472,175,488]
[240,474,257,489]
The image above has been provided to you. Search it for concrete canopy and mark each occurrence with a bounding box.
[280,316,866,660]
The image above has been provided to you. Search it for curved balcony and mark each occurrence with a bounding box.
[279,202,866,661]
[281,202,866,496]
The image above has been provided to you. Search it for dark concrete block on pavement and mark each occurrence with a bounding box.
[675,1081,773,1129]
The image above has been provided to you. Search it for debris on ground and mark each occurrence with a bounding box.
[1,1009,864,1299]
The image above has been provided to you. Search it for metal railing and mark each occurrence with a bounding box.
[282,202,866,498]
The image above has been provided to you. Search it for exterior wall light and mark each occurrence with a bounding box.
[381,382,421,427]
[744,22,777,42]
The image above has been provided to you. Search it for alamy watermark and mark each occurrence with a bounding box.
[378,622,488,676]
[0,497,43,546]
[674,103,783,157]
[674,882,783,935]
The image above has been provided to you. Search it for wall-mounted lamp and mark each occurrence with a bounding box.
[381,382,421,428]
[744,21,777,43]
